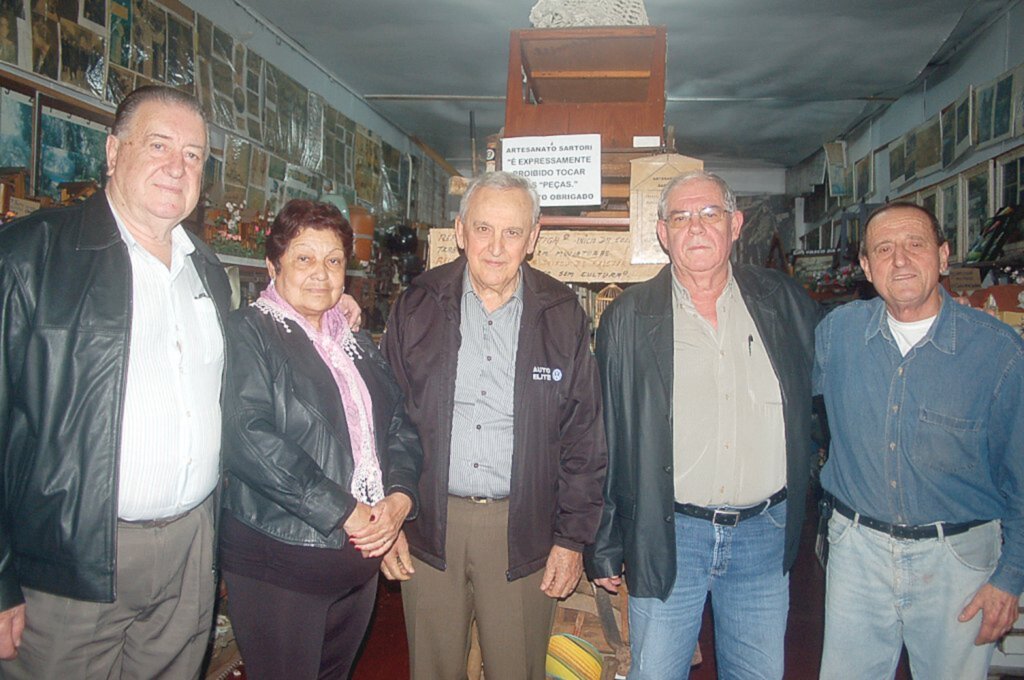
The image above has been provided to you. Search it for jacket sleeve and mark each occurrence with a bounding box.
[584,302,625,579]
[364,337,422,520]
[0,256,27,611]
[553,305,608,553]
[223,316,357,538]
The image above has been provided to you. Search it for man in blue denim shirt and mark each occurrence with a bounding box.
[815,202,1024,679]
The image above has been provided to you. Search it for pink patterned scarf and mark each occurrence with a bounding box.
[254,282,384,504]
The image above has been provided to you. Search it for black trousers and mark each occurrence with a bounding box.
[224,570,379,680]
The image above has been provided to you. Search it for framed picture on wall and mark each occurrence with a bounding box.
[940,101,956,168]
[914,115,941,178]
[954,86,973,160]
[1014,62,1024,139]
[888,135,906,187]
[939,179,960,261]
[854,152,873,202]
[975,71,1014,149]
[963,163,991,255]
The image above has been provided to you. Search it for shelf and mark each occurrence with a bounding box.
[217,254,264,268]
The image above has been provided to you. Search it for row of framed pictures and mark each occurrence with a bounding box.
[909,144,1024,262]
[807,142,1024,263]
[851,62,1024,203]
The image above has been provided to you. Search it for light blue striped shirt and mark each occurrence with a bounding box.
[447,267,524,498]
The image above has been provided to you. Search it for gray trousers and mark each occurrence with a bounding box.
[0,497,216,680]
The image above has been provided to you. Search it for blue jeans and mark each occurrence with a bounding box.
[627,500,789,680]
[821,511,1000,680]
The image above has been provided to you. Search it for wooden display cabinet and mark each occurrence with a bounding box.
[504,26,667,149]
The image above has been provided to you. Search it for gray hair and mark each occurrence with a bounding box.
[860,201,945,257]
[111,85,207,145]
[657,170,737,219]
[459,171,541,225]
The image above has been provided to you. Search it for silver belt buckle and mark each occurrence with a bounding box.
[711,509,741,526]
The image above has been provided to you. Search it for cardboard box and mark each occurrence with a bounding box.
[629,154,703,264]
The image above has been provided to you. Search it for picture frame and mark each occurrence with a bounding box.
[854,152,873,201]
[954,86,973,160]
[913,115,942,178]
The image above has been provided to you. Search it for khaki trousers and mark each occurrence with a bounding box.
[402,496,556,680]
[0,498,216,680]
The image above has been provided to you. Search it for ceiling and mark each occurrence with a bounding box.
[242,0,1014,177]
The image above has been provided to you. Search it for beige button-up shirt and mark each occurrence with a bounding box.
[671,269,786,507]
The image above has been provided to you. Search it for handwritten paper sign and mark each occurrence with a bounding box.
[429,228,662,283]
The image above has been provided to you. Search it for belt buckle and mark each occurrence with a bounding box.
[467,496,491,504]
[711,509,741,526]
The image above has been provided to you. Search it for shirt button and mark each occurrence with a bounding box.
[487,320,493,326]
[487,356,492,361]
[663,466,671,473]
[889,442,896,451]
[664,515,673,523]
[892,405,899,413]
[473,463,479,469]
[481,390,487,396]
[890,480,897,488]
[898,367,904,376]
[475,424,482,430]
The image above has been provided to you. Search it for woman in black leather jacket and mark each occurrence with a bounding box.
[220,199,422,679]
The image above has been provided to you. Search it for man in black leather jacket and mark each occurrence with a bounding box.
[585,171,820,679]
[0,86,231,678]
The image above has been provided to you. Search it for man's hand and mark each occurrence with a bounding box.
[0,604,26,660]
[593,575,622,595]
[540,545,583,599]
[339,293,363,332]
[959,583,1020,644]
[380,531,415,581]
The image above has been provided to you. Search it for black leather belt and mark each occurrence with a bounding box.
[674,488,787,527]
[827,494,988,540]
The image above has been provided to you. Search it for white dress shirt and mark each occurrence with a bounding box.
[110,201,224,520]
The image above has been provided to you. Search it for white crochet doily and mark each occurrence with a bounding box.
[529,0,649,27]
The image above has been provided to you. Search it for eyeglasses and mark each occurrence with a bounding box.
[666,205,732,228]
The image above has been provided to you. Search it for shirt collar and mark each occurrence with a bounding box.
[864,287,956,355]
[461,263,525,308]
[107,194,195,267]
[671,263,736,307]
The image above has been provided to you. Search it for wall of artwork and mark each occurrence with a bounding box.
[790,3,1024,261]
[0,0,451,226]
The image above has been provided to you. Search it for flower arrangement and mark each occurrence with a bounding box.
[1001,265,1023,285]
[207,201,270,258]
[804,263,862,293]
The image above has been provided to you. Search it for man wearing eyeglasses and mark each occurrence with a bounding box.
[586,171,820,678]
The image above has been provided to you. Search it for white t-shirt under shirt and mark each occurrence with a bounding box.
[887,313,937,356]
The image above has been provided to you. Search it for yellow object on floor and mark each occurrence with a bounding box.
[546,633,603,680]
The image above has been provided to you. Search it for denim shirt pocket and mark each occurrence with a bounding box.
[912,408,983,473]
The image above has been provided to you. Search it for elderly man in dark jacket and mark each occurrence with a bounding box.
[381,171,607,680]
[0,86,229,679]
[586,171,819,679]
